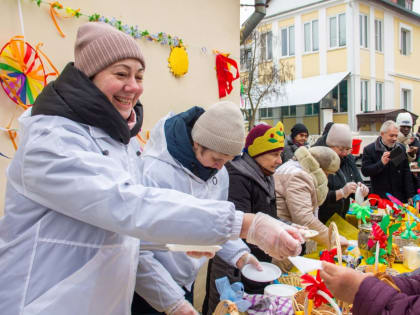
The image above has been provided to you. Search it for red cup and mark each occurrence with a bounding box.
[352,138,362,155]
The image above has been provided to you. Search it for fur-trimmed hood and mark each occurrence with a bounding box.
[294,146,328,206]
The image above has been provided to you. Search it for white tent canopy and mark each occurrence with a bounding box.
[260,71,349,108]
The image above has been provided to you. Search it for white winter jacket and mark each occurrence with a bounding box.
[135,113,249,311]
[0,110,243,315]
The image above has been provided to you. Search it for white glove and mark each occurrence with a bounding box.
[165,299,198,315]
[342,182,357,198]
[246,213,303,260]
[358,182,369,198]
[236,253,263,270]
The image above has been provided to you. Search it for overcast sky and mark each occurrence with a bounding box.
[241,0,420,24]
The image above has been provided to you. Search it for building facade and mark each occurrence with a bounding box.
[241,0,420,134]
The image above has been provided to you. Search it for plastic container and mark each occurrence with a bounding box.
[403,246,420,270]
[264,284,298,298]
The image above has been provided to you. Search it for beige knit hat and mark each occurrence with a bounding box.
[326,123,352,148]
[191,101,245,156]
[74,22,145,77]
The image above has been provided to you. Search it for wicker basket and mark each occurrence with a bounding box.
[213,299,240,315]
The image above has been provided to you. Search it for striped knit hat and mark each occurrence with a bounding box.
[74,22,145,77]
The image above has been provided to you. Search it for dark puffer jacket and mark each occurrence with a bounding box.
[361,137,415,203]
[313,137,363,223]
[202,152,278,314]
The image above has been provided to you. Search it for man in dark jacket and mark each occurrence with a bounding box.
[361,120,415,203]
[281,123,309,163]
[314,123,368,223]
[202,122,288,314]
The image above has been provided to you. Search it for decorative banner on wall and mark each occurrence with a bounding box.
[28,0,189,77]
[215,52,239,99]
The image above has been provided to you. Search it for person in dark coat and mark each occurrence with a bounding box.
[313,122,334,147]
[313,124,368,223]
[362,120,415,203]
[281,123,309,163]
[202,122,292,314]
[396,112,420,162]
[320,261,420,315]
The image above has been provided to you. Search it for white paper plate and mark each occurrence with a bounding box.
[241,262,281,282]
[166,244,222,252]
[301,229,319,239]
[264,284,298,298]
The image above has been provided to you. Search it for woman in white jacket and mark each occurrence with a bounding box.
[0,22,303,315]
[133,102,262,314]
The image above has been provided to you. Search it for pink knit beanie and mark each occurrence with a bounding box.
[74,22,145,77]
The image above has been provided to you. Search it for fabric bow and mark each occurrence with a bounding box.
[215,276,251,312]
[215,53,239,98]
[301,271,333,308]
[368,194,394,210]
[349,202,371,224]
[401,221,418,240]
[319,248,337,264]
[368,222,387,249]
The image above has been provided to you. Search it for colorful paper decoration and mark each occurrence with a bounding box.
[0,36,58,107]
[401,221,418,240]
[349,202,371,225]
[167,46,189,77]
[301,271,333,309]
[319,248,337,264]
[215,53,239,98]
[30,0,183,47]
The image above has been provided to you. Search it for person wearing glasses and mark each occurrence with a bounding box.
[313,123,369,223]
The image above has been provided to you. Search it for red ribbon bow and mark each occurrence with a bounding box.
[368,194,394,210]
[301,271,333,308]
[319,248,337,264]
[368,222,387,249]
[215,54,239,98]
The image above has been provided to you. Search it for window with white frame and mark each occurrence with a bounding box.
[402,89,411,110]
[376,82,383,110]
[304,20,319,53]
[329,14,346,48]
[281,26,295,57]
[260,31,273,61]
[400,26,412,56]
[360,14,368,48]
[361,80,369,112]
[259,107,273,118]
[375,19,383,52]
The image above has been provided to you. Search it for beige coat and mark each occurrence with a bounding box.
[274,147,329,246]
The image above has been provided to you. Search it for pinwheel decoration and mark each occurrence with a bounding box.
[349,202,371,225]
[401,221,418,240]
[0,36,58,107]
